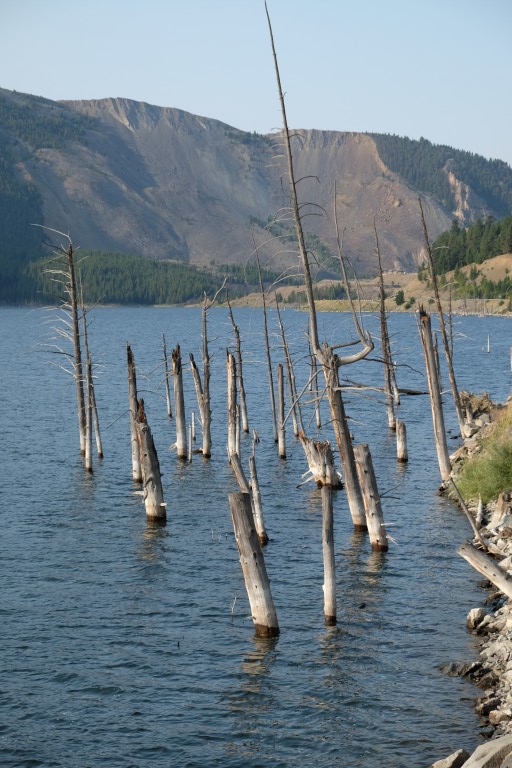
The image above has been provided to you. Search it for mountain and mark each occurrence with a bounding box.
[2,87,512,302]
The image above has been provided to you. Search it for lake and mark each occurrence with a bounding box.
[1,306,511,767]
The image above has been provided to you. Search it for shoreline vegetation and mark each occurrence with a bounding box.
[428,396,512,767]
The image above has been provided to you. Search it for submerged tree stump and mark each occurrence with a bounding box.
[322,485,336,625]
[299,433,342,488]
[136,398,166,524]
[396,419,408,463]
[172,344,188,460]
[354,443,388,552]
[229,492,279,637]
[127,344,142,483]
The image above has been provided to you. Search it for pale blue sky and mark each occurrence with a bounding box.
[1,0,511,165]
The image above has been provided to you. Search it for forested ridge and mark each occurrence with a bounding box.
[431,215,512,273]
[371,134,512,216]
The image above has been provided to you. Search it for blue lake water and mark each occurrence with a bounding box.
[1,306,511,767]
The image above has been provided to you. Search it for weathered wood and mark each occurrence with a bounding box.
[162,334,173,418]
[229,492,279,637]
[172,344,188,460]
[227,351,237,459]
[276,296,303,436]
[190,353,212,458]
[396,419,408,463]
[191,411,196,442]
[277,363,286,459]
[374,221,398,430]
[257,254,278,443]
[324,356,367,529]
[227,298,249,433]
[322,485,336,625]
[229,452,251,494]
[90,382,103,459]
[136,399,166,523]
[299,433,342,488]
[85,356,93,473]
[249,444,269,545]
[80,288,103,458]
[418,309,452,481]
[419,198,466,434]
[309,345,322,429]
[66,244,86,454]
[127,344,142,483]
[458,541,512,600]
[354,443,388,552]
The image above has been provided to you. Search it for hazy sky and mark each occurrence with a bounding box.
[2,0,511,165]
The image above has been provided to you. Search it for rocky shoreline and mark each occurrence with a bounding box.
[427,395,512,768]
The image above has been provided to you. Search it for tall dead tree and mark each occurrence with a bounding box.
[266,5,374,530]
[42,230,86,455]
[419,198,466,435]
[172,344,188,460]
[374,220,399,430]
[257,254,278,443]
[189,293,216,458]
[227,297,249,434]
[80,287,103,458]
[418,308,452,481]
[276,294,303,435]
[162,334,173,418]
[127,344,143,482]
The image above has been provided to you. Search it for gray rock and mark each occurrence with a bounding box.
[462,733,512,766]
[468,608,487,630]
[428,748,470,767]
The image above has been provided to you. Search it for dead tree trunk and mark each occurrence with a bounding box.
[172,344,188,460]
[227,351,238,459]
[80,288,103,458]
[257,255,278,443]
[310,344,322,429]
[85,356,93,473]
[190,295,213,457]
[229,492,279,637]
[276,295,303,436]
[458,541,512,600]
[354,443,388,552]
[418,308,452,482]
[162,334,173,418]
[249,435,269,545]
[322,485,336,625]
[227,298,249,433]
[277,363,286,459]
[396,419,408,463]
[299,434,341,488]
[63,243,86,455]
[374,221,399,430]
[127,344,142,483]
[419,198,466,435]
[266,7,374,532]
[136,398,167,524]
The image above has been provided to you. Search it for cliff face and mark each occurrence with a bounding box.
[1,89,505,274]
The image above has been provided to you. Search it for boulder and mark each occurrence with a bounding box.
[428,748,470,767]
[468,608,487,630]
[462,733,512,767]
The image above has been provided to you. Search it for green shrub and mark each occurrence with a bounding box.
[458,409,512,502]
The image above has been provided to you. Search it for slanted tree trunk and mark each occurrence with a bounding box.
[458,541,512,600]
[66,243,86,454]
[227,298,249,433]
[354,443,388,552]
[419,198,466,435]
[162,334,173,418]
[249,434,268,545]
[229,492,279,637]
[265,8,374,532]
[418,308,451,481]
[136,398,166,523]
[127,344,142,483]
[172,344,188,460]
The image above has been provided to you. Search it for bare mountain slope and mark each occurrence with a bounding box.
[2,89,507,275]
